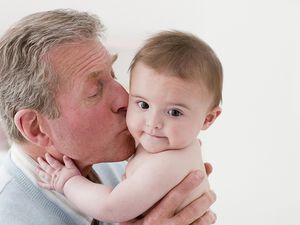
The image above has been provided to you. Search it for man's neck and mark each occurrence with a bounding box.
[74,160,92,177]
[19,141,93,177]
[20,141,48,160]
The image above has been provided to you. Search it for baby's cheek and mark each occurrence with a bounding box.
[126,114,133,130]
[168,129,187,147]
[126,116,138,138]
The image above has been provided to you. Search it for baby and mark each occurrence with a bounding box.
[37,30,223,223]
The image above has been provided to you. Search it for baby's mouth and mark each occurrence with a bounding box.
[144,132,164,139]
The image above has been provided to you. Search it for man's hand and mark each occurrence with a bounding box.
[121,168,216,225]
[204,162,213,176]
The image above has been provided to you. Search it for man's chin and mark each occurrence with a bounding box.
[117,145,136,161]
[114,138,136,161]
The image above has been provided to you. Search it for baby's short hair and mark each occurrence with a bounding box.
[129,30,223,108]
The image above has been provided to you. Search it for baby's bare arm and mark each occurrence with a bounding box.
[36,152,187,222]
[121,170,216,225]
[36,142,210,223]
[36,154,115,221]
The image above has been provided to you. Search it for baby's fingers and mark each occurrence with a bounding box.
[63,155,77,169]
[37,157,55,174]
[37,180,53,190]
[36,166,52,183]
[45,153,63,170]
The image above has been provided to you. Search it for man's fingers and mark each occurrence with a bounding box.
[172,190,216,225]
[157,170,204,217]
[204,163,213,176]
[120,218,142,225]
[191,210,217,225]
[45,153,63,169]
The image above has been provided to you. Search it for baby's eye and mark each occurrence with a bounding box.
[168,109,183,117]
[137,101,149,109]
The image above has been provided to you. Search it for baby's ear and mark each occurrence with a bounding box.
[202,106,222,130]
[14,109,51,147]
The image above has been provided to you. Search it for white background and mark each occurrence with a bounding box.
[0,1,299,225]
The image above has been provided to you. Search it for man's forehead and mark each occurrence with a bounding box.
[48,40,116,90]
[48,40,107,58]
[47,40,114,71]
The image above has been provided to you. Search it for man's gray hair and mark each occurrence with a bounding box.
[0,9,104,142]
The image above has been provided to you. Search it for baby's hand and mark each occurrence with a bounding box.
[36,153,81,193]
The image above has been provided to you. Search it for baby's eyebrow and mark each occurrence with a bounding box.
[166,102,191,110]
[130,94,147,100]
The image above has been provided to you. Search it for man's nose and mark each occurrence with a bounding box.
[111,81,128,115]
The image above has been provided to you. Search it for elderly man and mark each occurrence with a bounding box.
[0,9,216,225]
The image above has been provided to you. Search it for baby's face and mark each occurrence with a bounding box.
[126,62,214,153]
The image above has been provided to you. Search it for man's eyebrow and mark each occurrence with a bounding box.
[111,54,118,64]
[86,54,118,80]
[110,54,118,78]
[87,71,102,79]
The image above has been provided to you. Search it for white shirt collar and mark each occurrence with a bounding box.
[10,143,93,225]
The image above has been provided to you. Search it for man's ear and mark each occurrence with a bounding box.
[202,106,222,130]
[14,109,51,147]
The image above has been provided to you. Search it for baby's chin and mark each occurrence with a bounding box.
[140,139,168,154]
[143,140,195,153]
